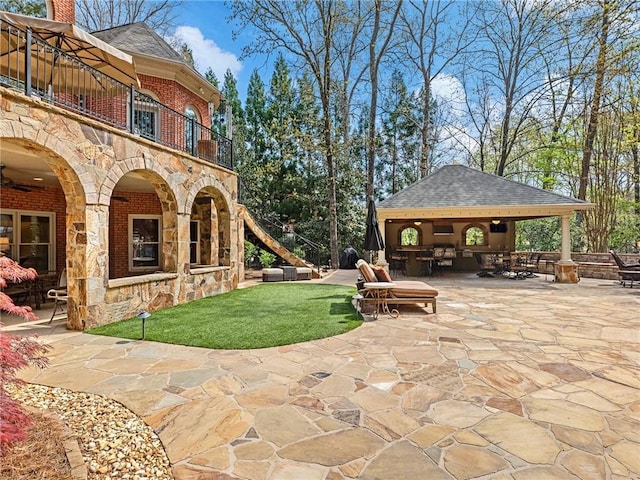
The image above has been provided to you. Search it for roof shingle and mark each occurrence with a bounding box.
[92,23,183,62]
[378,165,587,209]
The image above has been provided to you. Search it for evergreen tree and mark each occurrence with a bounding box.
[221,69,248,194]
[265,54,302,223]
[0,0,45,16]
[242,70,270,214]
[379,69,420,196]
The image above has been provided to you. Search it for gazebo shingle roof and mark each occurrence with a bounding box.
[378,165,588,209]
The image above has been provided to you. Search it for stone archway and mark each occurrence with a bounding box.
[186,178,235,269]
[0,137,90,330]
[189,187,233,267]
[102,167,180,279]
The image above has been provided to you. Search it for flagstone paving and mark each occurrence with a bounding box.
[13,272,640,479]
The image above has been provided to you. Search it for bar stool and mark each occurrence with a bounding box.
[389,252,407,277]
[416,255,434,276]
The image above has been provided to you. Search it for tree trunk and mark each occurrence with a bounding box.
[579,0,610,203]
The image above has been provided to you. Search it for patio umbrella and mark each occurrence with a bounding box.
[0,11,139,93]
[364,198,385,260]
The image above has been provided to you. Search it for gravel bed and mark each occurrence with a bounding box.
[10,383,173,480]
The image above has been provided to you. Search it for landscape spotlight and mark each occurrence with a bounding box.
[137,310,151,340]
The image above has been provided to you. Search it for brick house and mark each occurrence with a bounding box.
[0,1,243,329]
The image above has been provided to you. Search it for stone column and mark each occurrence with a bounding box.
[175,212,191,303]
[560,214,571,261]
[555,213,579,283]
[82,204,109,330]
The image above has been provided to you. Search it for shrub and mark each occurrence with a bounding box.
[244,240,258,268]
[0,254,50,452]
[258,250,276,268]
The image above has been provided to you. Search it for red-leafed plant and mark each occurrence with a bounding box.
[0,253,50,452]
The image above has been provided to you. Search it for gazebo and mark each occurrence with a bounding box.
[375,165,593,283]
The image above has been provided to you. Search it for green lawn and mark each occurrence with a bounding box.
[88,283,362,349]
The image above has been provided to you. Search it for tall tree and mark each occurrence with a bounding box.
[231,0,347,268]
[0,0,45,16]
[574,0,639,203]
[75,0,181,35]
[460,0,558,176]
[220,69,248,197]
[379,69,419,195]
[398,0,471,177]
[364,0,402,201]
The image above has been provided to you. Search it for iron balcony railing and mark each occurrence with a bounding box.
[0,19,232,170]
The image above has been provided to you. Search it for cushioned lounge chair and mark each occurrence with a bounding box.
[356,259,438,314]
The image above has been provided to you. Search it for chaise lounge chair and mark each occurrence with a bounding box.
[610,250,640,271]
[610,250,640,287]
[356,259,438,314]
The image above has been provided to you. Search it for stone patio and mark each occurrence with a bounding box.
[9,271,640,479]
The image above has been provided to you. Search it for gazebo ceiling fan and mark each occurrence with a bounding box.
[0,164,41,192]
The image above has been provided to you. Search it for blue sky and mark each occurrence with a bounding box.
[172,1,268,97]
[171,1,465,113]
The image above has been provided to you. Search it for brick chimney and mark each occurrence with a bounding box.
[47,0,76,24]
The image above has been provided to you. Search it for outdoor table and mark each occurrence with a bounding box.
[363,282,399,320]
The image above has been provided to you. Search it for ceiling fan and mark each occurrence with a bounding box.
[0,164,38,192]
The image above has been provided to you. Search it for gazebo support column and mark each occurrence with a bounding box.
[555,214,579,283]
[377,219,388,268]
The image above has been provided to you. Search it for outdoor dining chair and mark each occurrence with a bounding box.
[47,268,68,323]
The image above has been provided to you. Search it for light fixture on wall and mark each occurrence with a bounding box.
[0,237,9,252]
[491,219,501,225]
[414,220,422,226]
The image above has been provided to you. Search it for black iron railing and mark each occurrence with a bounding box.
[250,210,326,275]
[0,19,232,170]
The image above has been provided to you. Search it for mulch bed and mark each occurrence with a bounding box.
[0,410,73,480]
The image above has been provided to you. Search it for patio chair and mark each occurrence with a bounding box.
[610,250,640,271]
[475,253,495,277]
[356,260,438,314]
[47,268,68,323]
[522,253,542,277]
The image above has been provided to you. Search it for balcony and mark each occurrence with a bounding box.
[0,14,232,170]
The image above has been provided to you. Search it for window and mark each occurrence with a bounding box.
[0,211,55,271]
[0,213,15,258]
[133,92,160,141]
[130,215,161,270]
[464,225,486,246]
[400,226,420,246]
[190,220,200,264]
[185,107,198,153]
[134,108,157,140]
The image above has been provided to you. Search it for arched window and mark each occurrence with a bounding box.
[464,225,486,246]
[399,226,421,246]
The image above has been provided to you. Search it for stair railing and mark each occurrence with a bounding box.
[248,210,325,276]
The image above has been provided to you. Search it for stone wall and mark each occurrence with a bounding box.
[1,87,240,330]
[521,251,637,281]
